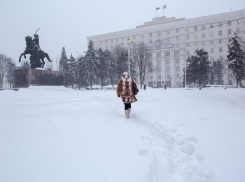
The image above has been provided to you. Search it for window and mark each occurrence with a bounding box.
[175,44,179,48]
[228,29,231,35]
[210,32,214,37]
[210,40,214,45]
[219,31,222,36]
[176,67,179,71]
[105,40,108,44]
[227,21,231,26]
[219,47,223,53]
[202,41,205,45]
[166,30,169,35]
[141,34,144,38]
[150,40,152,43]
[202,33,205,38]
[176,59,180,63]
[186,43,190,47]
[166,59,170,64]
[194,26,197,30]
[194,42,197,46]
[111,45,113,49]
[219,39,222,44]
[167,74,170,78]
[150,32,152,37]
[105,46,108,50]
[150,75,153,79]
[158,31,161,36]
[176,36,179,41]
[202,24,205,29]
[156,53,161,57]
[174,51,180,56]
[116,38,118,42]
[176,28,179,33]
[219,22,222,27]
[158,75,161,79]
[194,33,198,39]
[165,52,170,56]
[127,36,130,40]
[186,35,189,40]
[210,48,214,53]
[111,39,113,43]
[237,19,241,25]
[133,35,136,39]
[186,27,189,32]
[167,67,170,71]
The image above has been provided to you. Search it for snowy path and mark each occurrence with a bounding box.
[0,86,245,182]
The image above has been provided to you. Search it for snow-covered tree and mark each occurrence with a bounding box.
[186,49,210,87]
[0,54,16,88]
[227,33,245,87]
[67,54,77,88]
[59,47,67,71]
[97,49,108,89]
[6,60,16,88]
[59,47,68,87]
[210,59,224,85]
[83,40,99,89]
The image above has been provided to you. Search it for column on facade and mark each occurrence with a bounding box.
[152,56,157,88]
[170,51,175,87]
[161,57,166,87]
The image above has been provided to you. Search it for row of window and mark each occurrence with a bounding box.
[101,29,232,48]
[100,18,241,45]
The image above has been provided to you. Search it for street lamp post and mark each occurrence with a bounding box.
[179,76,182,87]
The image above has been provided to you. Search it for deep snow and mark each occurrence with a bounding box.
[0,86,244,182]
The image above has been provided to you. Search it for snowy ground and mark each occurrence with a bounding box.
[0,86,245,182]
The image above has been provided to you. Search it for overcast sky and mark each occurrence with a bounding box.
[0,0,245,66]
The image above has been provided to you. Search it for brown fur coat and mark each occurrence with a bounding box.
[116,75,138,103]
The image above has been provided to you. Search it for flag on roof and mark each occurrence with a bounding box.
[156,7,160,10]
[163,5,167,9]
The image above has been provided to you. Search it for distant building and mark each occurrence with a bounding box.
[87,10,245,87]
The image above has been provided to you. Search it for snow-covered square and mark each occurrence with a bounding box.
[0,86,244,182]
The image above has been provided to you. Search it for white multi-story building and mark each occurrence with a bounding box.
[87,10,245,87]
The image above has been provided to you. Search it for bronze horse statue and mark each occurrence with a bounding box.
[19,35,52,69]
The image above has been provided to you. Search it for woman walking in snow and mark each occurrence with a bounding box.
[116,72,138,118]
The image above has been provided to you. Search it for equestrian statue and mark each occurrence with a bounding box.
[19,29,52,69]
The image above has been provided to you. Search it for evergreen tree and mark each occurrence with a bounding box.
[213,59,224,85]
[83,40,99,89]
[186,49,210,87]
[59,47,68,87]
[227,33,245,87]
[76,56,87,89]
[97,49,108,89]
[67,54,77,88]
[59,47,67,71]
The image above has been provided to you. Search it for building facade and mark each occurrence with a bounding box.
[87,10,245,87]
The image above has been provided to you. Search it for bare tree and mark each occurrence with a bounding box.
[0,54,16,88]
[132,42,152,88]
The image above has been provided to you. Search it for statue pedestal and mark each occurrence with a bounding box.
[14,68,64,88]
